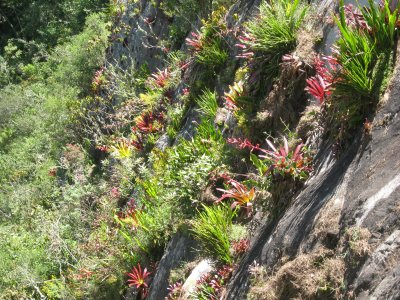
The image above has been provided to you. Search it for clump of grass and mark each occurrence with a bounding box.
[196,88,219,120]
[245,0,307,53]
[191,204,234,264]
[248,251,345,300]
[333,0,398,101]
[239,0,308,80]
[196,39,228,67]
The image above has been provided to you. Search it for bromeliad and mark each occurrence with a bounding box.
[215,179,255,216]
[133,112,164,134]
[224,81,244,110]
[305,75,332,104]
[229,136,313,181]
[127,263,151,290]
[260,137,312,180]
[186,31,203,52]
[305,55,338,104]
[148,68,170,88]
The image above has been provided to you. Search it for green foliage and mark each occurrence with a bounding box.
[162,118,225,209]
[187,7,229,68]
[242,0,308,79]
[334,0,397,100]
[334,29,375,98]
[157,0,206,46]
[0,0,108,47]
[359,0,399,51]
[325,0,398,140]
[250,153,269,176]
[0,56,11,87]
[166,103,186,139]
[0,10,113,298]
[196,89,219,119]
[192,204,234,264]
[48,13,110,93]
[135,201,174,253]
[0,0,109,85]
[196,38,229,67]
[100,61,150,102]
[246,0,307,53]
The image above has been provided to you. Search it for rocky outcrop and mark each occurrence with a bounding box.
[108,0,171,72]
[225,41,400,300]
[147,229,198,300]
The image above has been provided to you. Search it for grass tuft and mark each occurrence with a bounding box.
[196,89,219,120]
[192,204,234,264]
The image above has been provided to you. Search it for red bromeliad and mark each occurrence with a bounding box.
[229,137,312,180]
[96,145,109,152]
[235,33,255,59]
[166,281,184,300]
[217,265,233,280]
[148,68,170,88]
[232,239,250,256]
[133,112,164,134]
[305,55,338,104]
[92,66,106,92]
[179,59,191,70]
[186,31,203,52]
[215,179,255,216]
[260,137,312,180]
[305,75,332,104]
[131,134,144,151]
[118,199,140,230]
[227,137,262,152]
[192,265,233,300]
[127,264,151,289]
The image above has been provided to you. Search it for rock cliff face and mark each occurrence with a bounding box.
[108,0,170,71]
[111,0,400,299]
[226,50,400,299]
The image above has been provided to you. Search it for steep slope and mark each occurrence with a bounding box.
[103,0,400,299]
[226,51,400,299]
[1,0,399,298]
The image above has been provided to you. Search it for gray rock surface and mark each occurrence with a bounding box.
[108,0,170,72]
[182,259,214,298]
[147,229,198,300]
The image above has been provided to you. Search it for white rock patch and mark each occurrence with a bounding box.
[356,173,400,226]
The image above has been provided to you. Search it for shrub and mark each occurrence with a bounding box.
[0,11,112,298]
[159,117,225,209]
[48,13,110,94]
[192,204,234,264]
[238,0,308,80]
[159,0,202,45]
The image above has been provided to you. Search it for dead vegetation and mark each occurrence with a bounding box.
[248,249,345,300]
[344,227,372,261]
